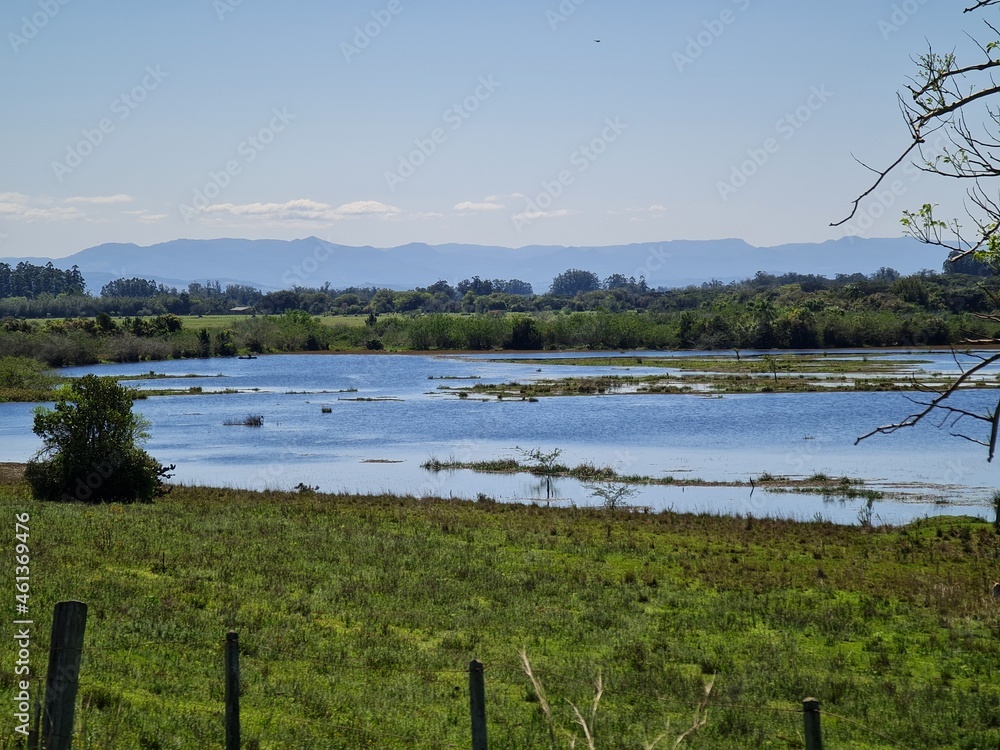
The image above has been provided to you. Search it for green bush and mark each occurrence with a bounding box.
[0,356,55,390]
[25,375,174,503]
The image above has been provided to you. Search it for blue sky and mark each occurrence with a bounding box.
[0,0,986,258]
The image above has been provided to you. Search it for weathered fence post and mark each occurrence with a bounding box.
[803,697,823,750]
[469,659,487,750]
[27,699,41,750]
[225,630,240,750]
[42,601,87,750]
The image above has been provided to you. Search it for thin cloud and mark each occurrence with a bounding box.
[202,198,333,221]
[124,209,169,224]
[332,200,402,218]
[196,199,404,225]
[0,192,136,222]
[0,193,83,222]
[616,204,669,217]
[510,208,576,222]
[483,193,526,202]
[453,200,506,214]
[65,194,134,205]
[634,204,668,215]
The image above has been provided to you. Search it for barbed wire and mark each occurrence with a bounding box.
[6,676,924,750]
[252,710,465,749]
[821,708,905,747]
[12,634,953,749]
[83,638,221,652]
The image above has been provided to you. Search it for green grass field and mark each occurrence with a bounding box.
[178,314,371,332]
[1,470,998,748]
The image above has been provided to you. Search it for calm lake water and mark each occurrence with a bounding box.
[1,350,997,525]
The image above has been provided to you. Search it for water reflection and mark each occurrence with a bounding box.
[0,351,995,526]
[413,469,984,527]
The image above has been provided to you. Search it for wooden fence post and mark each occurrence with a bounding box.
[469,659,487,750]
[42,601,87,750]
[225,630,240,750]
[803,697,823,750]
[27,699,41,750]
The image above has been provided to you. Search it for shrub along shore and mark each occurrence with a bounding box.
[2,305,999,370]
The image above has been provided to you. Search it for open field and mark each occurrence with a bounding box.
[169,314,372,333]
[1,468,998,748]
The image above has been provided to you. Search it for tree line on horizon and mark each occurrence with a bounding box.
[1,256,999,367]
[0,256,995,320]
[0,261,86,299]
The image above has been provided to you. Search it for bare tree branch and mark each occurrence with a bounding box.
[966,1,1000,13]
[836,8,1000,243]
[830,141,923,226]
[856,351,1000,460]
[841,4,1000,461]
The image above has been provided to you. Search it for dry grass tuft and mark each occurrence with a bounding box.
[520,650,712,749]
[0,462,26,485]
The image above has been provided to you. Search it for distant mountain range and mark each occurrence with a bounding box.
[1,236,946,294]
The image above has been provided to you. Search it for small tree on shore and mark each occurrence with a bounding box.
[25,375,174,503]
[517,446,564,500]
[586,480,638,512]
[585,481,639,539]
